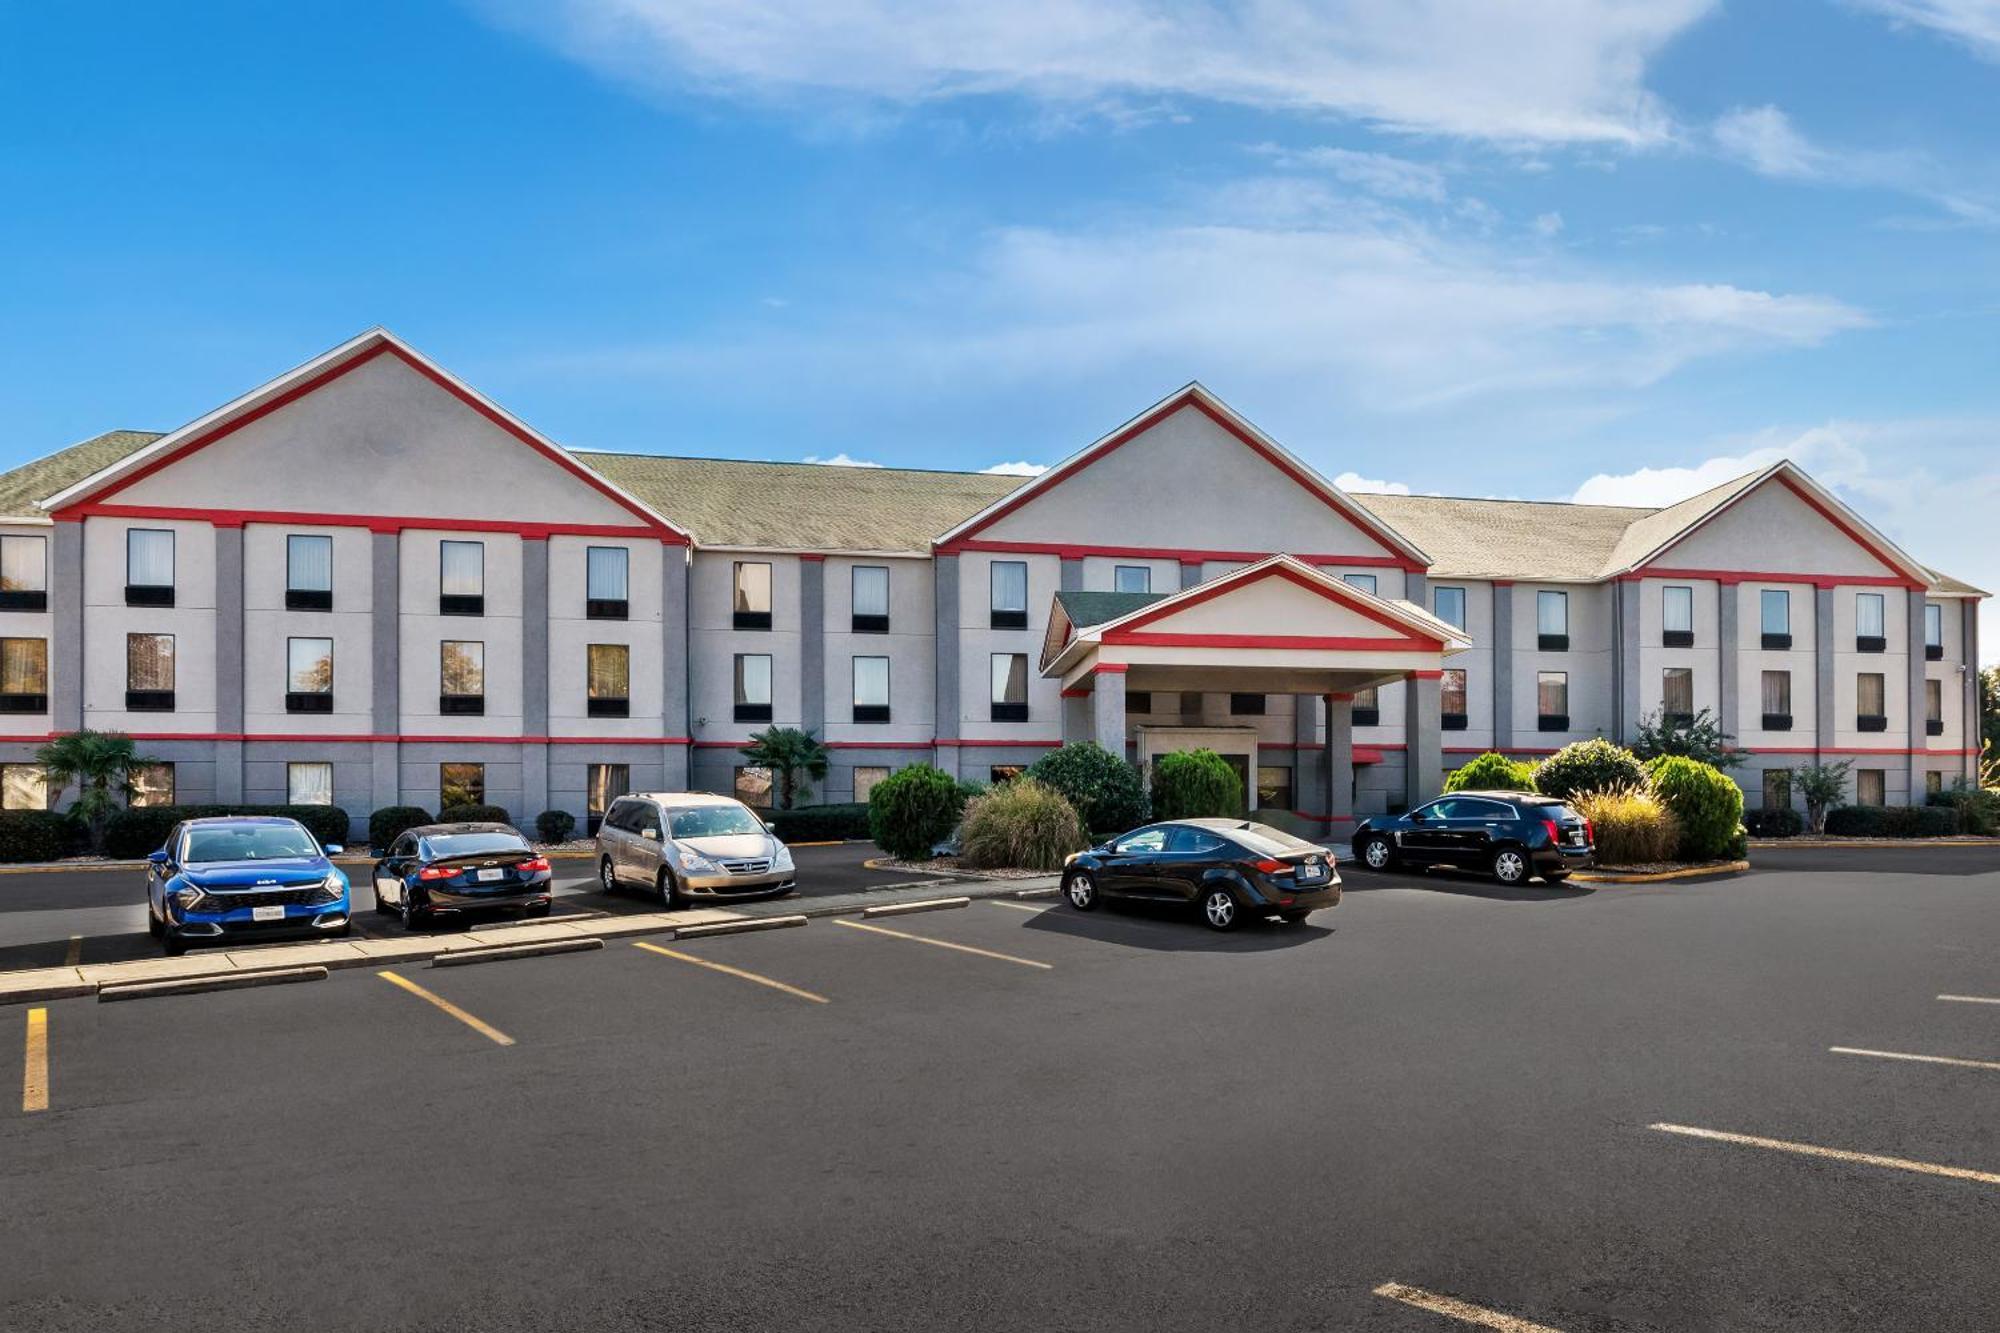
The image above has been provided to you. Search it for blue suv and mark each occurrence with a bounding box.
[146,816,352,955]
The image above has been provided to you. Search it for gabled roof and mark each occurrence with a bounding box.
[0,430,160,520]
[1053,589,1167,629]
[1353,493,1646,582]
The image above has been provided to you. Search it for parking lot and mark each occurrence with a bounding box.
[4,845,1999,1331]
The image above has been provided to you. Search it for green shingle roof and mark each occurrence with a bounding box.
[0,430,161,519]
[1054,589,1168,629]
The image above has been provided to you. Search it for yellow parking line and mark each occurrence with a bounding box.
[377,971,515,1047]
[1650,1123,2000,1186]
[632,941,828,1003]
[1373,1282,1563,1332]
[834,917,1052,969]
[1938,994,2000,1006]
[22,1008,48,1114]
[63,936,81,967]
[1831,1045,2000,1072]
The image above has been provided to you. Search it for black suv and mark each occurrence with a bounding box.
[1351,791,1593,886]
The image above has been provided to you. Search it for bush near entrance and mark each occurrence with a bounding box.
[535,810,577,844]
[1927,783,2000,835]
[959,779,1089,871]
[369,806,433,851]
[1572,786,1680,864]
[1443,752,1536,794]
[1744,807,1804,838]
[1026,742,1149,837]
[0,810,86,863]
[1534,739,1647,801]
[1644,756,1744,861]
[1151,749,1243,821]
[1824,805,1959,838]
[867,764,968,860]
[103,804,354,859]
[766,803,871,842]
[439,803,512,828]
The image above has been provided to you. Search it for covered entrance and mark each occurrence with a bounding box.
[1040,555,1470,835]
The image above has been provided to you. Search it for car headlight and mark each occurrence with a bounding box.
[676,848,719,874]
[772,843,794,870]
[174,886,209,912]
[317,872,346,904]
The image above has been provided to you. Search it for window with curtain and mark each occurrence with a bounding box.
[1342,573,1377,595]
[1856,593,1885,639]
[587,644,630,700]
[1433,586,1466,630]
[131,763,174,808]
[440,641,484,696]
[1857,672,1886,716]
[0,536,46,593]
[1114,565,1151,593]
[990,561,1028,627]
[733,562,771,614]
[1762,769,1791,811]
[286,762,334,806]
[587,547,629,602]
[1761,589,1790,635]
[286,535,333,592]
[991,654,1027,705]
[287,638,333,694]
[1925,603,1943,655]
[440,541,484,597]
[1762,670,1792,716]
[1441,669,1467,716]
[1927,678,1943,724]
[1662,667,1694,718]
[1856,769,1885,807]
[734,654,772,706]
[1257,765,1294,811]
[127,634,174,690]
[852,565,890,620]
[0,639,47,699]
[1926,771,1943,797]
[1352,685,1380,725]
[853,766,891,802]
[853,656,889,708]
[440,763,485,810]
[588,763,630,817]
[1537,590,1568,636]
[1663,585,1693,634]
[126,529,173,587]
[1537,671,1568,717]
[0,764,47,811]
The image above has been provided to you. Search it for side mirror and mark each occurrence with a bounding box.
[1408,809,1427,822]
[147,849,170,867]
[323,844,344,856]
[641,827,660,841]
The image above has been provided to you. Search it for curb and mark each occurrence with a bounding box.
[99,965,328,1002]
[674,915,808,939]
[1014,885,1059,899]
[1747,839,2000,850]
[431,938,605,967]
[1573,860,1751,884]
[862,897,971,918]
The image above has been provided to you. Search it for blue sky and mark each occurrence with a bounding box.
[2,2,1996,621]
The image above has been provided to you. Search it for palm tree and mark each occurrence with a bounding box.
[35,730,158,854]
[738,726,829,810]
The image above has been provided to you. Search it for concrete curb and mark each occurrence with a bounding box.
[1747,839,2000,850]
[861,897,971,918]
[674,915,808,939]
[431,938,605,967]
[1573,860,1752,884]
[1014,885,1060,899]
[98,965,328,1002]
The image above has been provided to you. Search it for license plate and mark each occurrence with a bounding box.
[1296,865,1325,883]
[478,868,505,882]
[251,904,285,922]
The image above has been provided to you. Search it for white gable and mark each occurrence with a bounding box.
[1132,572,1408,639]
[1655,479,1902,578]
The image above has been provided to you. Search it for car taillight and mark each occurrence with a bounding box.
[1583,818,1594,845]
[1542,819,1561,845]
[418,864,456,881]
[519,857,550,873]
[1251,858,1288,874]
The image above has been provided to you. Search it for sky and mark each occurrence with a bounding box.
[1,1,1996,647]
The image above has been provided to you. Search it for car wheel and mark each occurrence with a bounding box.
[1199,886,1241,932]
[1064,870,1099,911]
[373,880,393,915]
[598,858,619,896]
[1491,848,1529,885]
[401,892,426,933]
[658,868,686,910]
[146,899,164,938]
[1358,835,1395,871]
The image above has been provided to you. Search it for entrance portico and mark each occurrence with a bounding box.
[1040,555,1470,832]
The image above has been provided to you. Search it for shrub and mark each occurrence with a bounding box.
[1444,752,1537,794]
[1633,708,1745,769]
[1572,786,1682,865]
[103,804,355,858]
[438,804,512,828]
[1929,783,2000,835]
[766,803,871,842]
[0,810,85,863]
[370,805,433,852]
[1150,749,1243,821]
[534,809,577,844]
[1534,738,1647,801]
[958,779,1090,871]
[867,764,968,860]
[1725,825,1749,860]
[1644,756,1745,860]
[1744,807,1804,838]
[1825,805,1960,838]
[1026,742,1150,836]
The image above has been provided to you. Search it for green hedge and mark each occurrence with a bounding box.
[534,810,577,844]
[1533,739,1647,801]
[1927,786,2000,835]
[439,804,512,828]
[1744,807,1803,838]
[0,811,87,863]
[1026,743,1149,837]
[1444,752,1537,794]
[1824,805,1960,838]
[867,765,968,860]
[369,806,433,852]
[1151,749,1243,821]
[767,803,872,842]
[1644,756,1744,860]
[103,804,354,859]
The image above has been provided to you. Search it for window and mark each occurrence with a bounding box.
[439,540,484,616]
[1663,585,1694,646]
[733,561,772,630]
[1115,827,1168,853]
[0,535,47,610]
[1352,685,1380,727]
[1856,769,1886,807]
[1926,771,1944,798]
[1537,671,1568,730]
[130,763,174,808]
[1114,565,1151,594]
[852,565,890,633]
[1761,670,1793,729]
[1441,668,1467,729]
[285,534,333,610]
[734,653,773,722]
[990,653,1029,721]
[1760,589,1792,648]
[1926,678,1944,735]
[990,561,1029,629]
[1342,573,1377,596]
[285,637,333,713]
[1855,592,1886,651]
[587,547,629,620]
[440,763,485,810]
[852,655,890,723]
[734,765,772,809]
[1761,769,1792,811]
[440,640,484,715]
[126,633,174,710]
[1537,590,1568,650]
[286,762,334,807]
[1433,586,1466,631]
[1257,765,1294,811]
[588,763,630,831]
[1127,691,1153,715]
[0,764,46,811]
[853,766,891,802]
[1662,667,1694,723]
[0,638,47,712]
[1229,692,1267,716]
[125,529,174,606]
[989,765,1025,784]
[1925,603,1944,660]
[587,644,630,717]
[1857,672,1887,731]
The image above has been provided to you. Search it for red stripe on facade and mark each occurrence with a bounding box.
[2,732,696,745]
[1104,561,1449,644]
[947,538,1418,569]
[63,503,674,542]
[1103,632,1437,651]
[1623,567,1920,590]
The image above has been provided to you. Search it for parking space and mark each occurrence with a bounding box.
[4,849,1999,1329]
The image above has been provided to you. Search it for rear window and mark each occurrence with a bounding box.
[425,832,529,859]
[666,804,766,839]
[182,824,319,864]
[1219,822,1320,857]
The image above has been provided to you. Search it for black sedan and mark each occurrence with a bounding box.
[1059,819,1340,931]
[1350,790,1594,886]
[370,823,554,929]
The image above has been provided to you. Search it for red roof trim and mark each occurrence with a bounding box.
[14,732,696,745]
[1091,662,1129,674]
[934,738,1062,748]
[1107,562,1450,644]
[1103,632,1437,651]
[1623,566,1919,591]
[947,538,1418,569]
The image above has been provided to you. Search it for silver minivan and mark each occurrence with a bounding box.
[594,792,797,905]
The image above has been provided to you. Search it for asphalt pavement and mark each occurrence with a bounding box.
[4,847,1999,1330]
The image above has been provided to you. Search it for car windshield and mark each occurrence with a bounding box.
[1217,822,1320,857]
[666,805,766,839]
[182,825,319,864]
[425,832,528,860]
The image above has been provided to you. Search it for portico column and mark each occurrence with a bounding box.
[1325,693,1354,836]
[1405,670,1443,809]
[1091,665,1126,756]
[1061,687,1091,743]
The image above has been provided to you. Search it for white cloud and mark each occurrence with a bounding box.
[980,460,1048,476]
[1712,103,2000,226]
[1531,211,1566,238]
[478,0,1715,145]
[1332,470,1411,494]
[1252,145,1448,201]
[1849,0,2000,63]
[802,452,883,467]
[1712,105,1826,180]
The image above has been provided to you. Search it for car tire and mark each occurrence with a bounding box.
[146,899,164,938]
[598,858,619,897]
[401,893,426,933]
[1357,835,1395,872]
[658,868,686,911]
[1490,847,1529,886]
[1064,870,1099,911]
[1199,886,1242,932]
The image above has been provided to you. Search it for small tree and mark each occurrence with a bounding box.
[34,730,157,855]
[1533,738,1646,801]
[1151,749,1244,820]
[1795,760,1852,835]
[1444,752,1537,794]
[738,726,829,810]
[1026,742,1149,836]
[868,764,968,860]
[1634,708,1746,769]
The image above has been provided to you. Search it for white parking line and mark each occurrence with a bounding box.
[987,900,1049,913]
[1372,1282,1564,1332]
[1938,994,2000,1006]
[1650,1123,2000,1186]
[1830,1045,2000,1072]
